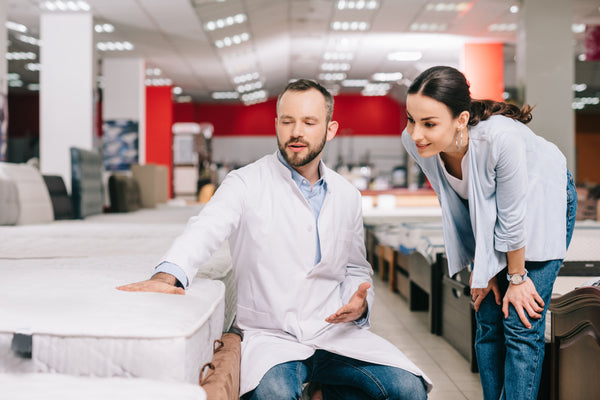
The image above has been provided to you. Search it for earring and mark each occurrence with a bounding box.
[455,128,463,149]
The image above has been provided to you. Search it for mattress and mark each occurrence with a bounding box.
[564,222,600,262]
[0,255,225,384]
[0,373,207,400]
[0,222,188,259]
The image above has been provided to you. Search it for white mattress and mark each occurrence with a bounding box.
[0,218,237,332]
[0,373,207,400]
[0,255,225,384]
[0,222,187,259]
[565,222,600,261]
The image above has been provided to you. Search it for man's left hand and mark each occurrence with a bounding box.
[325,282,370,324]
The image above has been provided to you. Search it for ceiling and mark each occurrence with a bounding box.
[5,0,600,109]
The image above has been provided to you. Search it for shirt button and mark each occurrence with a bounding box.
[307,225,312,231]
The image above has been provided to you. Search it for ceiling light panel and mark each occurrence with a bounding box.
[204,13,247,31]
[40,1,91,12]
[337,0,379,10]
[331,21,370,31]
[6,21,27,33]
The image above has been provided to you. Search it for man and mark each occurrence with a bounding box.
[118,79,431,399]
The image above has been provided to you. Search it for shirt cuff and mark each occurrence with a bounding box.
[154,261,189,289]
[353,307,370,327]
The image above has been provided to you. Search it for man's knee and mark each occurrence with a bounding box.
[386,370,427,400]
[251,365,303,400]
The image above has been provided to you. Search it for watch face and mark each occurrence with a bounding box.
[511,275,523,284]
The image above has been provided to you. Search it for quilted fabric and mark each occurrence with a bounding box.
[0,162,53,225]
[0,175,19,225]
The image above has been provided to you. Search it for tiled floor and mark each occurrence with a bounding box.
[369,276,483,400]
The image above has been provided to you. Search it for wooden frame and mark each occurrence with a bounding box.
[549,286,600,400]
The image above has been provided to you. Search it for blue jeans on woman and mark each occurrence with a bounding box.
[475,170,577,400]
[242,349,427,400]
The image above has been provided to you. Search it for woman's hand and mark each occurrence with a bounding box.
[470,273,502,312]
[502,279,544,329]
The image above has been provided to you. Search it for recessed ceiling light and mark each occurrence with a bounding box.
[410,23,447,32]
[342,79,369,87]
[40,1,90,12]
[337,0,379,10]
[372,72,403,81]
[205,13,247,31]
[6,21,27,32]
[320,62,351,71]
[212,91,240,100]
[318,73,347,81]
[331,21,370,31]
[572,24,586,34]
[387,51,422,61]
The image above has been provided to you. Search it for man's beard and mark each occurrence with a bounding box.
[278,132,327,168]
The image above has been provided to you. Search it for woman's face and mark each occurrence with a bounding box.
[405,92,467,158]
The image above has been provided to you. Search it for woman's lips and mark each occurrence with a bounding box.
[416,143,430,150]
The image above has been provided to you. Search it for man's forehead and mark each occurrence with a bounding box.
[278,89,326,114]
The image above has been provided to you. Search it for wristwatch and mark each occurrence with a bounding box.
[507,269,528,285]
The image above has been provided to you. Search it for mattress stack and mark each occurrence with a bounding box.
[0,203,236,398]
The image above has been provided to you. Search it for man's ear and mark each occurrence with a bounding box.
[326,121,339,141]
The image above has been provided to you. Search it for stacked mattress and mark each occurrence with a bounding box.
[0,203,236,392]
[0,373,207,400]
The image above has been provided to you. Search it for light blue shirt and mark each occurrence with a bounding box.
[403,115,567,289]
[276,151,327,265]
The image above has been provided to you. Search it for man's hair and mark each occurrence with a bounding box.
[277,79,334,123]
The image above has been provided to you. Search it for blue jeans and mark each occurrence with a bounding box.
[242,349,427,400]
[475,170,577,400]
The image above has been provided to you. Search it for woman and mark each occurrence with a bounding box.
[402,66,576,400]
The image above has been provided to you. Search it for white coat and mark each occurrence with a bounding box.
[161,153,432,395]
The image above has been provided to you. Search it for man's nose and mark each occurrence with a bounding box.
[291,123,303,137]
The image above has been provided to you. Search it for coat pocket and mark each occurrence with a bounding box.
[236,303,275,330]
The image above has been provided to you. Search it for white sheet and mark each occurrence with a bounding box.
[0,255,225,384]
[0,373,207,400]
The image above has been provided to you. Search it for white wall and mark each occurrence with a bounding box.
[40,12,94,192]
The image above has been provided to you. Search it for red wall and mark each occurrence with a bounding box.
[173,94,406,137]
[463,43,504,101]
[146,86,173,197]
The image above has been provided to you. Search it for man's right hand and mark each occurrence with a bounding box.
[116,272,185,295]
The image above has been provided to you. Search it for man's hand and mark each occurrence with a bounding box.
[325,282,370,324]
[116,272,185,295]
[502,279,544,329]
[471,273,501,312]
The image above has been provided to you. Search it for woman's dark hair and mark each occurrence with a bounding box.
[407,66,533,126]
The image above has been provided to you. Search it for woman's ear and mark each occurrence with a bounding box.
[457,110,470,130]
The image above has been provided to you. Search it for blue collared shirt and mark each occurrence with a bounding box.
[276,151,327,265]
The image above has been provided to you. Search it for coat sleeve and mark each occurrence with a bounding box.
[340,188,374,328]
[160,171,246,288]
[492,129,528,253]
